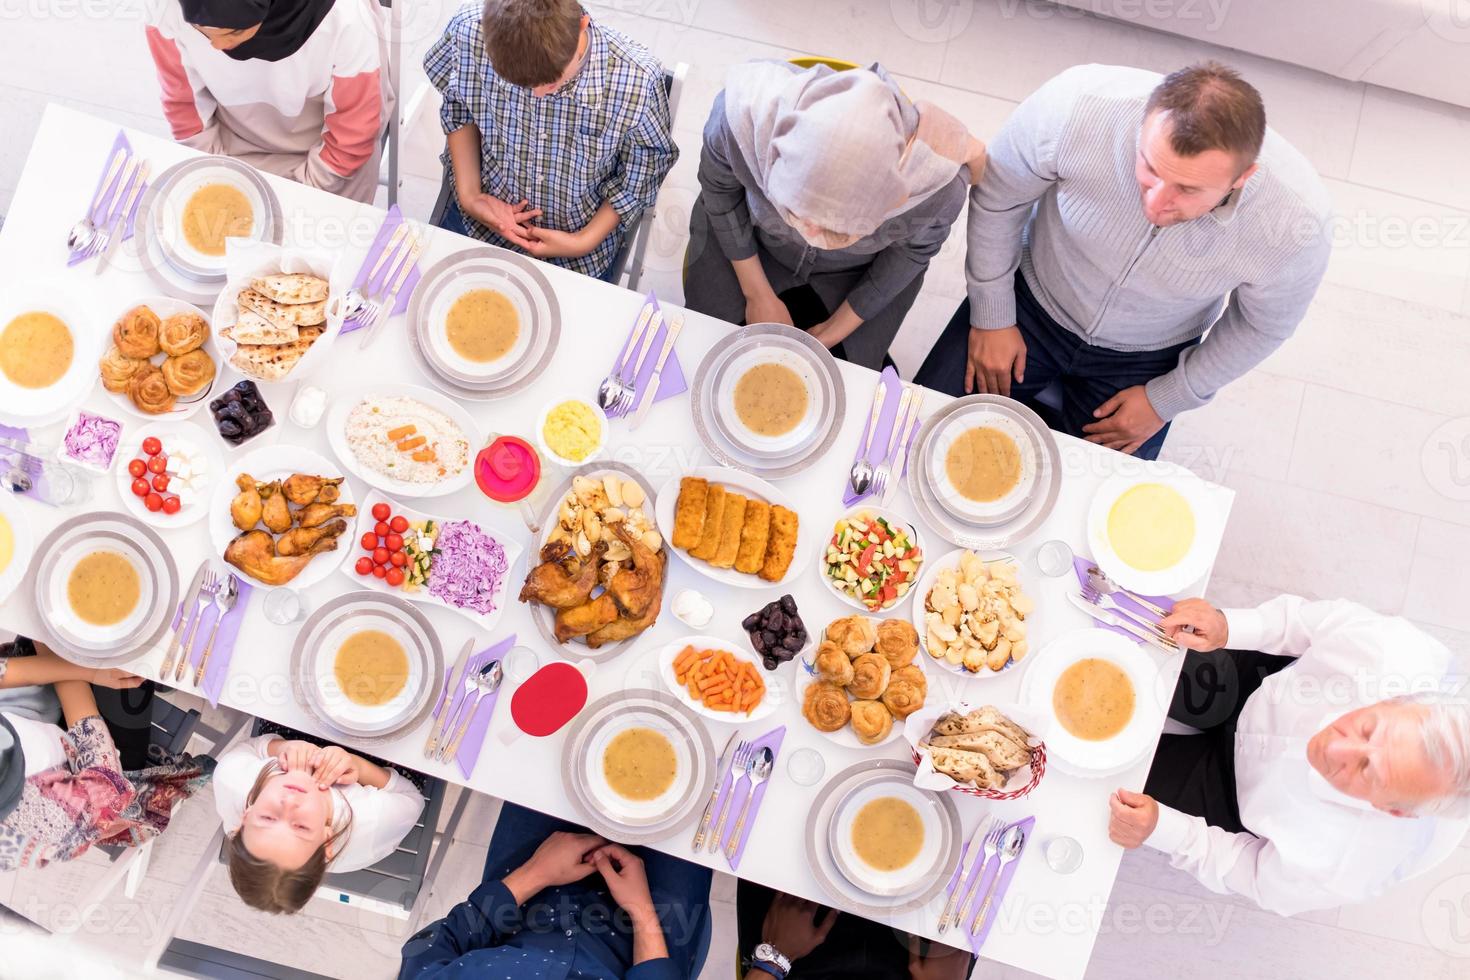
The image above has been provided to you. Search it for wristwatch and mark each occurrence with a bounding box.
[752,943,792,979]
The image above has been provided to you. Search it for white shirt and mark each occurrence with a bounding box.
[1147,595,1469,915]
[2,710,68,777]
[213,735,425,874]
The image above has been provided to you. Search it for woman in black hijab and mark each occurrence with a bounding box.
[145,0,392,202]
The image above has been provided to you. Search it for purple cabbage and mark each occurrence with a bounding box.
[427,519,509,615]
[62,412,121,469]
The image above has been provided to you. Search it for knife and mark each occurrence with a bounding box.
[96,158,149,275]
[629,308,664,380]
[881,389,925,505]
[159,560,210,681]
[939,817,994,932]
[1065,592,1178,652]
[691,730,741,851]
[360,232,423,350]
[86,145,129,225]
[629,313,683,431]
[426,638,476,756]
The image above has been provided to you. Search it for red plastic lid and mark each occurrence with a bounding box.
[475,436,540,503]
[510,662,588,737]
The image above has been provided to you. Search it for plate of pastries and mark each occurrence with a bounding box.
[655,467,806,590]
[799,615,928,749]
[99,298,219,419]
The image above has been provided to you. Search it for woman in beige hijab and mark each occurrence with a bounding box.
[684,61,984,369]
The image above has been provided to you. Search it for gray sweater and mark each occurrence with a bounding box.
[966,64,1332,421]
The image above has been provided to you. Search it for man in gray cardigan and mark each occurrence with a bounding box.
[915,62,1331,459]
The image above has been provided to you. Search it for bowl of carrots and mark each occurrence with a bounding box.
[660,637,774,722]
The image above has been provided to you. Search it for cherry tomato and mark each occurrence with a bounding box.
[374,521,390,537]
[141,436,161,457]
[360,532,378,551]
[131,478,150,498]
[372,547,390,566]
[385,533,403,552]
[371,564,388,579]
[128,458,146,478]
[390,551,408,567]
[371,502,391,521]
[144,492,163,513]
[151,474,170,492]
[161,496,182,516]
[389,515,409,534]
[355,557,374,576]
[146,455,168,475]
[385,567,405,588]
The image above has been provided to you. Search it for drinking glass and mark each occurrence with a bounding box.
[1045,835,1083,874]
[786,747,826,787]
[1032,539,1074,578]
[263,587,304,625]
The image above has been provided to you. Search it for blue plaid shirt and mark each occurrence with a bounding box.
[424,6,678,279]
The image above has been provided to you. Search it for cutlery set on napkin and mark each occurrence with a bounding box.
[424,634,513,778]
[844,367,926,505]
[1068,557,1179,652]
[598,294,687,429]
[68,130,150,274]
[692,726,785,869]
[937,814,1034,951]
[158,559,251,707]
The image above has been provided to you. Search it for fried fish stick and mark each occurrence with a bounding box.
[759,505,799,582]
[710,492,747,569]
[734,499,771,574]
[689,483,726,560]
[671,477,708,551]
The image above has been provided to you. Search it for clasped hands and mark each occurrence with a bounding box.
[459,192,593,260]
[504,831,658,926]
[276,740,361,790]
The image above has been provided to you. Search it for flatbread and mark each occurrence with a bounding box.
[929,746,1005,790]
[933,706,1031,747]
[238,288,327,329]
[250,273,328,305]
[927,730,1031,771]
[224,309,299,346]
[227,327,323,381]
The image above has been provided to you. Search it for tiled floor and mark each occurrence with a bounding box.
[2,1,1469,977]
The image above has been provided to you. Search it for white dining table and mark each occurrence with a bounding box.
[0,104,1233,980]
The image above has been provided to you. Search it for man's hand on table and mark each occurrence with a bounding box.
[1108,789,1160,848]
[459,192,542,249]
[504,831,606,904]
[1161,598,1228,652]
[761,893,837,962]
[1082,385,1164,455]
[966,325,1026,396]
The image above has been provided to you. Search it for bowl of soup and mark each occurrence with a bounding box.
[828,781,946,896]
[156,166,269,276]
[1086,470,1220,596]
[44,539,155,647]
[426,277,537,382]
[585,714,693,824]
[0,286,104,427]
[928,409,1039,524]
[311,612,428,732]
[716,347,826,456]
[0,494,31,604]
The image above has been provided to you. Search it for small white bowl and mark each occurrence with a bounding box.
[819,507,926,613]
[536,397,608,468]
[55,407,126,475]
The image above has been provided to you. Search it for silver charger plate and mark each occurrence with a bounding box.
[407,246,561,400]
[560,688,716,845]
[31,512,179,669]
[289,591,444,746]
[804,759,962,918]
[525,460,664,663]
[690,323,846,480]
[135,156,283,296]
[907,395,1062,549]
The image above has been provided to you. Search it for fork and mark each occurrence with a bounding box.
[707,743,752,854]
[85,156,144,260]
[355,231,423,348]
[192,574,240,686]
[1085,565,1172,620]
[1080,583,1176,647]
[163,570,218,681]
[598,303,655,415]
[872,387,917,499]
[725,746,773,860]
[939,816,999,932]
[693,739,749,851]
[436,657,492,761]
[952,819,1005,930]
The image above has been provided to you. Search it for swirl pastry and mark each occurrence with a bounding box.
[128,366,176,415]
[812,641,854,686]
[158,312,208,356]
[98,345,148,394]
[850,700,894,745]
[880,674,926,720]
[802,682,851,733]
[891,664,928,698]
[827,615,878,657]
[161,349,216,397]
[113,306,161,359]
[848,653,891,700]
[875,619,919,669]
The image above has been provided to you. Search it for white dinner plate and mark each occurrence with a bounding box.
[0,282,102,427]
[113,420,223,529]
[653,467,813,591]
[1019,628,1171,778]
[584,709,696,825]
[153,159,273,278]
[652,634,778,724]
[1085,466,1225,596]
[828,778,948,897]
[715,343,828,456]
[794,648,926,751]
[208,444,354,592]
[909,548,1030,681]
[325,383,481,499]
[0,492,35,605]
[101,296,221,421]
[424,271,537,381]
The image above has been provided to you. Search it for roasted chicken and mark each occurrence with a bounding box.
[554,594,620,643]
[587,550,665,648]
[601,523,661,618]
[275,519,347,557]
[519,541,601,609]
[295,502,358,529]
[282,474,344,506]
[225,529,338,586]
[259,481,292,534]
[230,473,263,531]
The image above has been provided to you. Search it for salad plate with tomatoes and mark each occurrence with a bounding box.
[820,508,925,612]
[338,492,524,631]
[113,422,222,528]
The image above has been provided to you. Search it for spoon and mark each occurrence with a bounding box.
[441,660,505,762]
[849,381,887,497]
[970,824,1025,936]
[725,746,774,859]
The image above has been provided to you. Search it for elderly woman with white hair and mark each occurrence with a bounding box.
[1107,594,1470,915]
[683,61,984,369]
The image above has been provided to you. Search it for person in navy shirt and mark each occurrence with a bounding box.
[400,802,712,979]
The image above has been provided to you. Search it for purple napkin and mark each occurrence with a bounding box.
[841,368,919,506]
[606,293,686,418]
[168,573,254,708]
[68,130,145,266]
[341,205,422,334]
[1070,556,1174,642]
[0,425,63,507]
[709,725,785,871]
[961,815,1034,954]
[430,634,516,778]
